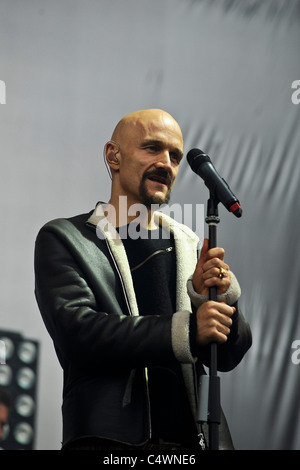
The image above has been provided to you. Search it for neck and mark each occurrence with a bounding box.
[106,195,157,230]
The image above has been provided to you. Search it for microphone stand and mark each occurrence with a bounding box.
[197,192,221,450]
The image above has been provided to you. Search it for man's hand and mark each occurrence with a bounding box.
[196,301,235,346]
[192,238,236,345]
[192,238,231,296]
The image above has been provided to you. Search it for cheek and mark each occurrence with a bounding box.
[119,164,143,190]
[122,157,146,174]
[171,168,179,186]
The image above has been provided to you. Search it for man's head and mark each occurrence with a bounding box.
[0,387,12,441]
[105,109,184,209]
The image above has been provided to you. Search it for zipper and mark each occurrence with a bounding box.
[105,237,152,440]
[193,362,207,450]
[144,368,152,441]
[198,431,206,450]
[105,238,133,317]
[131,247,173,273]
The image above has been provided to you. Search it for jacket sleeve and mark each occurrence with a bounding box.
[34,225,194,371]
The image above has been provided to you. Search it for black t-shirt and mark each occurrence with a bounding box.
[119,223,198,446]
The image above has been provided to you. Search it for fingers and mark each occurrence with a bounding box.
[199,240,225,264]
[205,246,225,262]
[201,247,230,294]
[193,239,231,295]
[203,254,228,271]
[202,262,231,293]
[196,301,236,346]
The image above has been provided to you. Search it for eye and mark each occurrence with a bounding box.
[170,152,182,163]
[145,144,160,153]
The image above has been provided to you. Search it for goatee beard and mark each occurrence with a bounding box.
[139,169,172,208]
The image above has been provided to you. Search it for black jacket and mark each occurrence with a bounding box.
[34,203,252,449]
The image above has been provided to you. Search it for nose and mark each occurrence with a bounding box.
[154,150,173,173]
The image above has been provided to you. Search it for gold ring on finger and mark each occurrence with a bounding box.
[218,266,227,279]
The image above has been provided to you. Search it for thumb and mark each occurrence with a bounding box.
[193,238,209,294]
[197,238,209,268]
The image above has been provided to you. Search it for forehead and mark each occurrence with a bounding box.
[131,114,183,150]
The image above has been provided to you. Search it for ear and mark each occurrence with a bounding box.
[105,141,120,170]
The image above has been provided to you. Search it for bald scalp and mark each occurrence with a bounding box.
[111,109,183,147]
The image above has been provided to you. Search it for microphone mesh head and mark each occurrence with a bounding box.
[186,148,210,173]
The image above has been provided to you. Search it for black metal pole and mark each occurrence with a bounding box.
[206,195,221,450]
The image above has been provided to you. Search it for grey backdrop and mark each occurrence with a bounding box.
[1,0,299,450]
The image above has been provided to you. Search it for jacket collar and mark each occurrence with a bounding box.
[86,202,200,314]
[86,202,199,244]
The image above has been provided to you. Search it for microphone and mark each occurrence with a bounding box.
[187,148,242,217]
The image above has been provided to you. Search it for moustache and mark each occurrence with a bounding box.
[142,169,172,189]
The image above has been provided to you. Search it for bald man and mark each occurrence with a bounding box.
[34,109,252,451]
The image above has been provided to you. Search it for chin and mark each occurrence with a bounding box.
[139,179,171,208]
[141,192,171,209]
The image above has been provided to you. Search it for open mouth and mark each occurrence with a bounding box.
[144,170,171,188]
[147,175,168,185]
